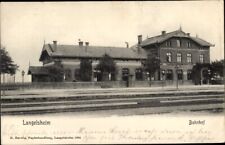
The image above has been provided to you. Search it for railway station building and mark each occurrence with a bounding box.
[28,28,213,84]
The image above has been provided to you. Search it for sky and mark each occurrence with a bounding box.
[1,1,224,82]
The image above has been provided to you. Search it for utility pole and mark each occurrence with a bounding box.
[22,70,25,91]
[0,64,1,97]
[0,74,1,97]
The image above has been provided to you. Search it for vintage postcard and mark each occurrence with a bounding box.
[0,1,224,144]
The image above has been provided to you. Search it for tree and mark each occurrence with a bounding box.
[80,59,92,81]
[96,54,117,81]
[0,47,18,96]
[0,47,18,75]
[191,63,211,85]
[210,59,224,77]
[142,53,160,86]
[46,62,64,82]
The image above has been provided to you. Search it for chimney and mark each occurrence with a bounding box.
[53,40,57,50]
[138,35,142,45]
[162,31,166,35]
[85,42,89,46]
[125,42,129,48]
[79,41,83,46]
[187,33,190,37]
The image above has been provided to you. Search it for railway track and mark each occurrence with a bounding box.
[1,90,224,115]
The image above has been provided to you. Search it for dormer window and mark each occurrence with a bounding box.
[166,41,172,47]
[177,39,181,47]
[187,42,191,48]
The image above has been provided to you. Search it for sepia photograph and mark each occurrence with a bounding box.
[0,1,224,144]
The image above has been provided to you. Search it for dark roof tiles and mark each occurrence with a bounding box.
[140,29,213,47]
[43,44,146,60]
[39,29,213,61]
[28,66,49,75]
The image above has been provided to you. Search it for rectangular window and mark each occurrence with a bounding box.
[177,40,181,47]
[187,42,191,48]
[177,53,182,63]
[187,53,192,63]
[200,54,204,63]
[166,52,172,62]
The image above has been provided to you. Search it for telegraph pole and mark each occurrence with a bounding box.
[22,70,25,91]
[0,47,2,97]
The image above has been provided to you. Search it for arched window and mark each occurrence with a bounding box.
[166,69,173,80]
[177,69,183,80]
[161,70,166,80]
[122,68,129,81]
[135,68,143,81]
[166,52,172,62]
[187,70,192,80]
[94,68,102,81]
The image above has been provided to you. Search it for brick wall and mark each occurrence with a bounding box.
[159,37,210,64]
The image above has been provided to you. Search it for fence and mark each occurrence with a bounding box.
[0,81,125,90]
[130,80,193,87]
[0,80,194,90]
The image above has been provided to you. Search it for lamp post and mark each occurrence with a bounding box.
[175,65,178,90]
[208,69,211,85]
[162,70,165,88]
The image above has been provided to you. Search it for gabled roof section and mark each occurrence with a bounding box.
[28,66,49,75]
[39,44,147,60]
[39,44,54,61]
[140,29,214,47]
[190,36,214,47]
